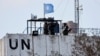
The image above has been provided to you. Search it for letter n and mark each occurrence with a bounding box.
[21,39,30,50]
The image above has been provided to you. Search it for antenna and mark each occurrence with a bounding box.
[75,0,80,33]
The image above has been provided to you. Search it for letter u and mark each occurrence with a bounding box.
[9,39,18,50]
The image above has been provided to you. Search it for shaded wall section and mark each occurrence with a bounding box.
[0,39,2,56]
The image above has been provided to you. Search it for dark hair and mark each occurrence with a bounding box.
[63,23,67,26]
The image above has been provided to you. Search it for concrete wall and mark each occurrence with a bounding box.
[1,34,100,56]
[1,34,75,56]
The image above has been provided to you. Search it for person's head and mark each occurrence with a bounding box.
[45,22,47,24]
[63,23,67,26]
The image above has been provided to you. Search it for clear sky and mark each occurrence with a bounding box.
[0,0,100,38]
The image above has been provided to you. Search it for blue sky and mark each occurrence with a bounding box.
[0,0,100,38]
